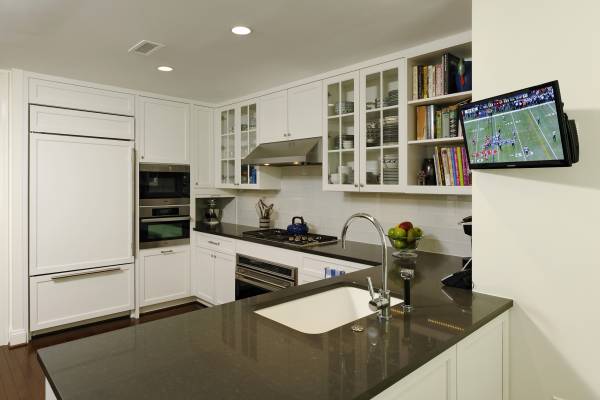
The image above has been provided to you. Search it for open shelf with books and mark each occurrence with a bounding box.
[405,41,472,195]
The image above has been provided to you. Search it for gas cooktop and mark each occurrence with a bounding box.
[242,229,338,247]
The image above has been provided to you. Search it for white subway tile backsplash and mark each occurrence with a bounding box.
[230,166,472,257]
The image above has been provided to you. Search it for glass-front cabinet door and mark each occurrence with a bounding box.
[239,102,258,187]
[217,106,237,188]
[359,59,406,191]
[323,72,360,191]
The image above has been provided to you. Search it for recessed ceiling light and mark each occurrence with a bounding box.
[231,26,252,35]
[157,66,173,72]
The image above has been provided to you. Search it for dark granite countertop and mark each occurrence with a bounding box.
[38,233,513,400]
[194,222,402,266]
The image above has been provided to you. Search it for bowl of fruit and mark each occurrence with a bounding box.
[387,221,423,258]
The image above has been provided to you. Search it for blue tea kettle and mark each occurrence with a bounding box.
[287,216,309,236]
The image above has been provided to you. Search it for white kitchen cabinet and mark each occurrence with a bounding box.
[359,59,407,193]
[322,72,360,191]
[215,102,280,189]
[137,96,190,164]
[258,90,288,143]
[28,78,135,116]
[29,132,134,276]
[288,81,322,140]
[191,105,214,188]
[257,82,323,144]
[30,264,134,331]
[374,311,509,400]
[192,242,235,305]
[213,251,235,304]
[139,246,190,307]
[373,347,457,400]
[216,105,237,188]
[457,311,509,400]
[30,105,134,140]
[191,245,216,303]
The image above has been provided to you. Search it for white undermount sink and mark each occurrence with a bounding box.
[255,286,402,334]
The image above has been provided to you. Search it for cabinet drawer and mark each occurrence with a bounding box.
[302,255,363,277]
[235,240,303,267]
[29,78,135,116]
[30,105,134,140]
[195,233,235,253]
[30,264,134,331]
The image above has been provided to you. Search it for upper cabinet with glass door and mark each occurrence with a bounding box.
[239,102,258,186]
[322,72,360,191]
[359,59,406,192]
[215,103,280,190]
[217,106,237,188]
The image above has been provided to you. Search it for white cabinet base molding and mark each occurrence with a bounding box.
[30,264,134,332]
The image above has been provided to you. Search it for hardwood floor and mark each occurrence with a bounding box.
[0,303,205,400]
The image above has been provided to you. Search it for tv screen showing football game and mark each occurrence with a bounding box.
[460,81,568,168]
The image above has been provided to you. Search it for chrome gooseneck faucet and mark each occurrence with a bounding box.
[341,213,392,320]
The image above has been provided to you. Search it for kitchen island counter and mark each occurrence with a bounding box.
[39,239,512,400]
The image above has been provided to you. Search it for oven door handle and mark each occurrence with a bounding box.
[140,216,191,223]
[236,272,289,291]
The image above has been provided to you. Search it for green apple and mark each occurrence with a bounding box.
[407,227,422,243]
[394,239,408,249]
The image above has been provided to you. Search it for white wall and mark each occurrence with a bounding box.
[472,1,600,399]
[0,70,9,345]
[225,166,472,256]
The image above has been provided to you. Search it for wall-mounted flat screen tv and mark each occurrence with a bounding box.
[459,81,576,169]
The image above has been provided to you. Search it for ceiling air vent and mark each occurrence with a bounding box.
[128,40,165,56]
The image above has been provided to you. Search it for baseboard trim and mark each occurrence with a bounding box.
[9,328,27,347]
[140,297,197,314]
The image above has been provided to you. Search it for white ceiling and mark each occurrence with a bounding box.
[0,0,471,103]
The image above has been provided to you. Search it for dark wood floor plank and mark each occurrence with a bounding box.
[0,302,204,400]
[0,347,21,400]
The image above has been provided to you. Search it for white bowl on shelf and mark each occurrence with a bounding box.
[366,160,380,173]
[338,166,351,176]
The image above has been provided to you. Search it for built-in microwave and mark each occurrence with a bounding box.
[139,163,190,206]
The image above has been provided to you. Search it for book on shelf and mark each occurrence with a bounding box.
[412,52,472,100]
[415,98,470,140]
[432,145,471,186]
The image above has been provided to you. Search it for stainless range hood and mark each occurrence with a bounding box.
[242,138,322,166]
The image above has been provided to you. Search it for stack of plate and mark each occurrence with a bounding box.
[382,115,398,144]
[382,154,398,184]
[366,120,380,146]
[335,101,354,114]
[383,90,399,107]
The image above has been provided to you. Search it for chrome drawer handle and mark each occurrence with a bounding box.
[51,266,122,281]
[160,250,174,254]
[207,240,220,246]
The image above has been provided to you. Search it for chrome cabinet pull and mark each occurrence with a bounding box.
[207,240,220,246]
[51,266,122,281]
[160,249,174,254]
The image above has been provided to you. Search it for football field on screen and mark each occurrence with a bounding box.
[464,102,564,163]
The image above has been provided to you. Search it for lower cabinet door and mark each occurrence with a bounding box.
[140,246,190,307]
[30,264,134,331]
[213,251,235,305]
[192,245,216,304]
[372,347,457,400]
